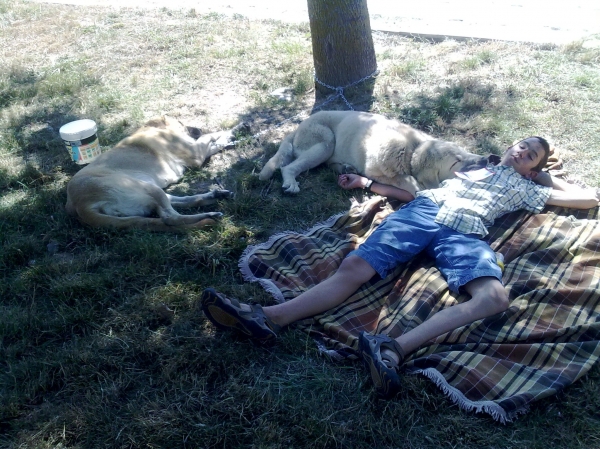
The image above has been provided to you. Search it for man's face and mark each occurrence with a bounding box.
[501,137,546,178]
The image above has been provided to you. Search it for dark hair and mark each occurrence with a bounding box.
[530,136,551,172]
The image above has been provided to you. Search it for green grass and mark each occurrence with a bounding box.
[1,1,600,447]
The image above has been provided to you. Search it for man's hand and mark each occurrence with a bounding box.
[338,173,415,203]
[338,173,368,190]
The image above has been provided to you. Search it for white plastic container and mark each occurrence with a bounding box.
[59,119,101,165]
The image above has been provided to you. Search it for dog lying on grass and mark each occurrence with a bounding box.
[65,116,243,232]
[259,111,488,195]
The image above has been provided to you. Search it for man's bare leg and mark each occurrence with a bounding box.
[262,255,376,326]
[385,277,509,362]
[208,255,376,328]
[359,276,510,398]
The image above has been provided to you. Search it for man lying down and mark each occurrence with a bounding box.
[201,136,600,399]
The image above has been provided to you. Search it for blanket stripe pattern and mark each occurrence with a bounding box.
[239,196,600,422]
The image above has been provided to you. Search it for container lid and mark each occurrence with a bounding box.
[59,119,97,141]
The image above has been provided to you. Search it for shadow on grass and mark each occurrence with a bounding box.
[0,69,357,439]
[0,65,143,187]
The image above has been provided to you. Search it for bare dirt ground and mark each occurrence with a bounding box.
[29,0,600,45]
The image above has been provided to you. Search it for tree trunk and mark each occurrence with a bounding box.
[307,0,377,94]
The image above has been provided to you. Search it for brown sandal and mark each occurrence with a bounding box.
[358,331,405,399]
[201,288,281,344]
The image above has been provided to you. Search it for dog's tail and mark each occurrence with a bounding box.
[73,208,217,233]
[258,132,295,181]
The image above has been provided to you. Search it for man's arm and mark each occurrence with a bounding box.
[534,171,600,209]
[337,174,415,203]
[546,188,600,209]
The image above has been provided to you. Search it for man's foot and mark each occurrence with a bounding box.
[201,288,281,344]
[358,331,405,399]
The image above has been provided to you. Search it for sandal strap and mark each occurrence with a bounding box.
[201,288,280,343]
[225,297,280,333]
[388,338,405,364]
[358,331,402,399]
[250,303,282,334]
[372,334,405,368]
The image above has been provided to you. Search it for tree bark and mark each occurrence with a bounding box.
[307,0,377,94]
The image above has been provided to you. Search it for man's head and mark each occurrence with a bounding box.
[500,136,550,179]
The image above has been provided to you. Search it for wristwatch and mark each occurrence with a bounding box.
[364,179,373,190]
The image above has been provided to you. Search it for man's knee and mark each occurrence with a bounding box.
[338,255,375,283]
[466,277,509,315]
[487,287,509,314]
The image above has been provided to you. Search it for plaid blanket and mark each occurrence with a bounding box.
[239,196,600,422]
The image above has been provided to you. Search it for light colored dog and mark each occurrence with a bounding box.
[259,111,488,195]
[65,116,242,232]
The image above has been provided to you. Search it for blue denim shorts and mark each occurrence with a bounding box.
[350,196,502,293]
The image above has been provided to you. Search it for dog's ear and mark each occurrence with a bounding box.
[143,116,168,129]
[487,154,501,165]
[185,126,203,140]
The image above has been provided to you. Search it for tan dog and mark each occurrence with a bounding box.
[65,116,242,232]
[259,111,488,195]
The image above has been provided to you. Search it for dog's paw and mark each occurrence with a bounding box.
[342,164,359,174]
[214,135,234,149]
[214,123,250,149]
[193,218,218,229]
[231,121,251,135]
[212,189,234,200]
[282,182,300,194]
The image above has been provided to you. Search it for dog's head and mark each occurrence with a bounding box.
[142,116,202,139]
[412,140,488,190]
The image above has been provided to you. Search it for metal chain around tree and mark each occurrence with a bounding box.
[307,0,377,95]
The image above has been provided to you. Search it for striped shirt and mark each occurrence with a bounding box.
[416,165,552,237]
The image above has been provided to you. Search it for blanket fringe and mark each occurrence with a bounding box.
[413,368,526,424]
[314,339,347,362]
[238,211,348,303]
